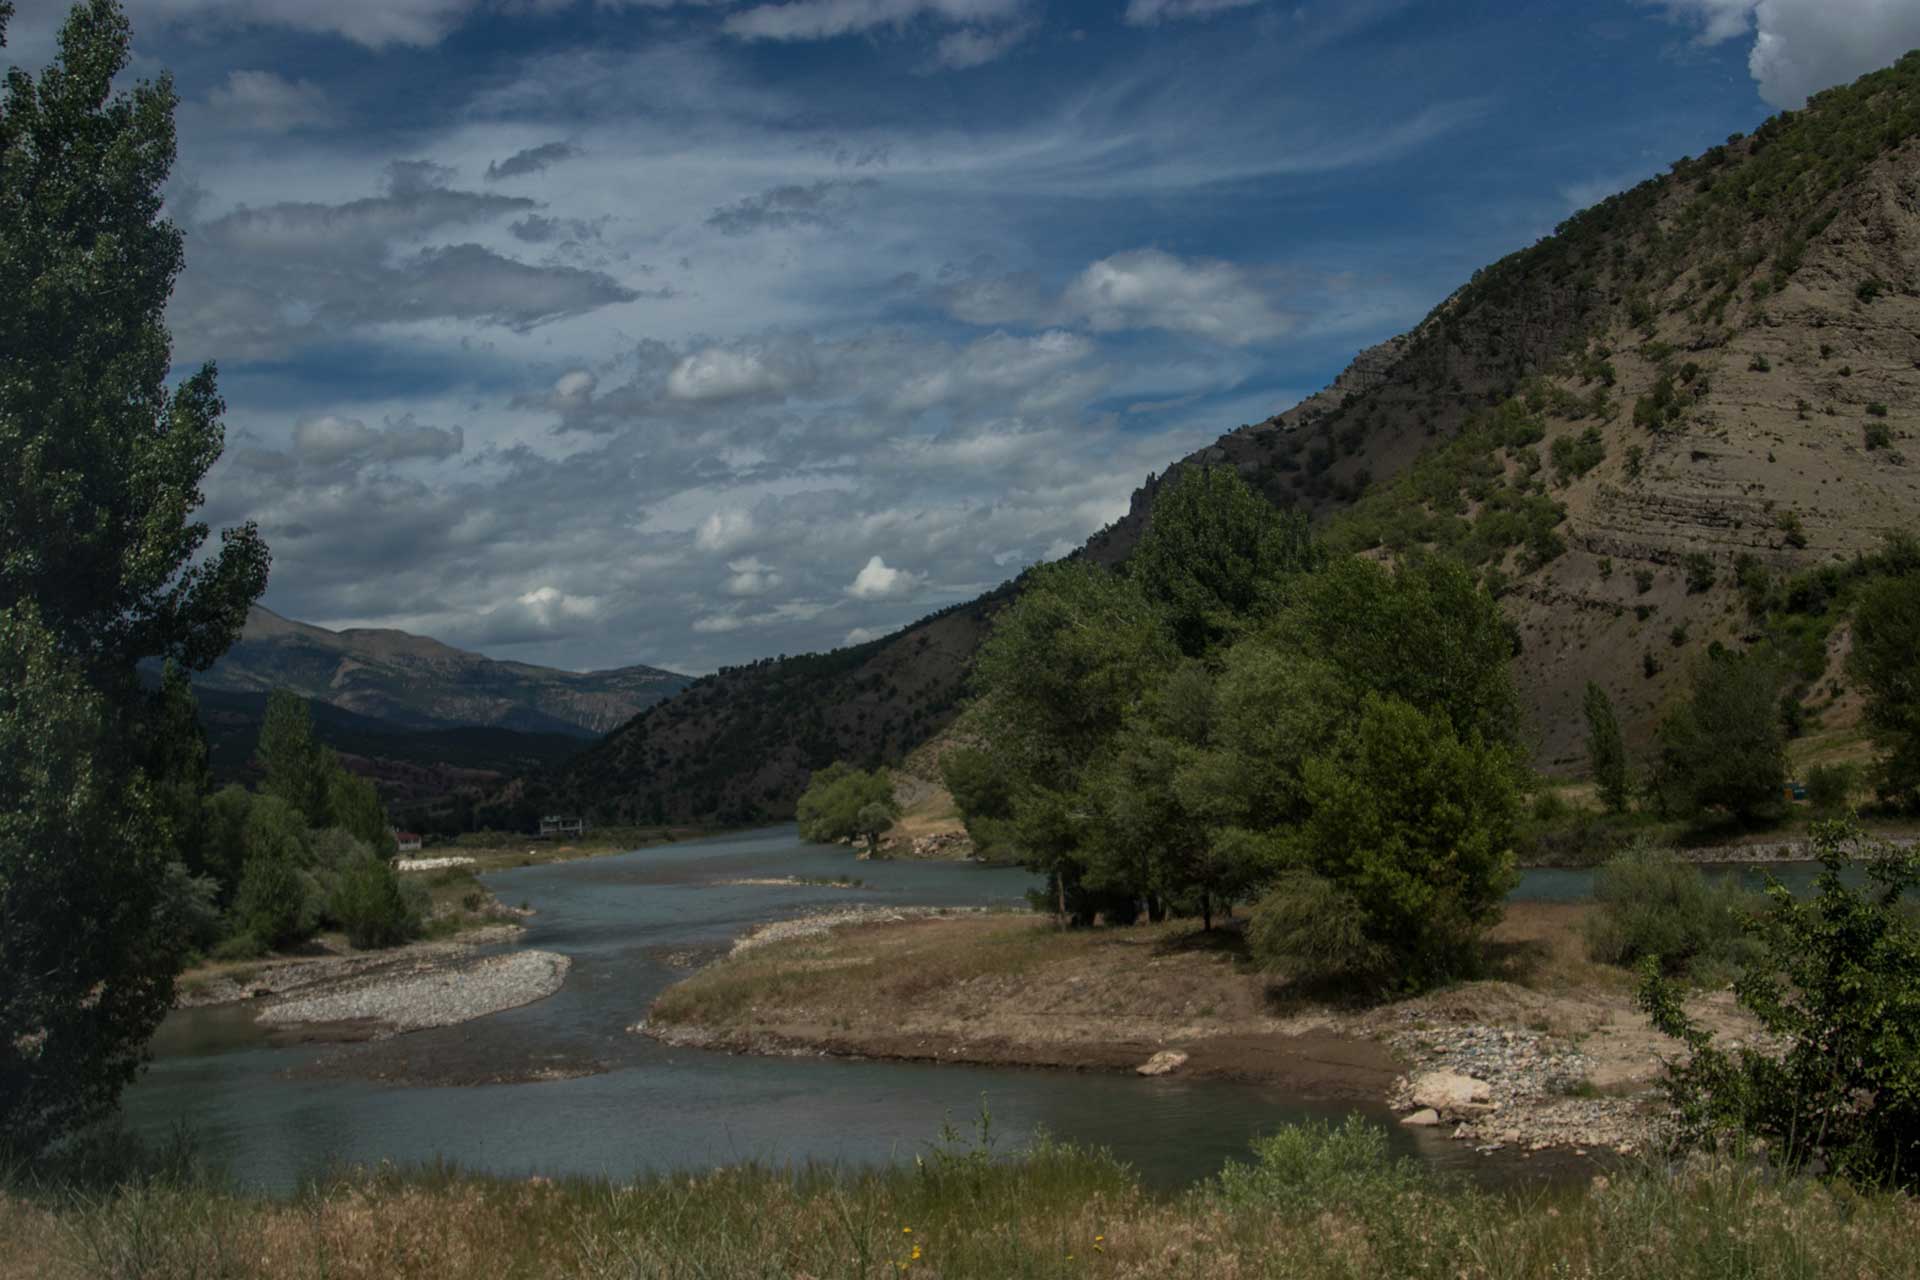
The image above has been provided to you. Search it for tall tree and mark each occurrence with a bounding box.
[1654,650,1786,824]
[258,690,330,827]
[1848,568,1920,810]
[0,2,268,1156]
[1128,465,1319,657]
[1583,681,1631,813]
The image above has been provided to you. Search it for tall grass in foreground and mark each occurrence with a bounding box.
[4,1119,1918,1279]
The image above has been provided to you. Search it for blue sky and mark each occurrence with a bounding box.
[9,0,1916,673]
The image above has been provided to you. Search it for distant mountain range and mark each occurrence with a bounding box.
[191,606,690,738]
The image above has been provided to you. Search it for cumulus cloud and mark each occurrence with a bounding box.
[1124,0,1264,25]
[845,554,924,600]
[1655,0,1920,107]
[289,415,465,467]
[667,347,812,401]
[203,70,332,131]
[486,141,581,181]
[1063,249,1292,344]
[723,557,784,596]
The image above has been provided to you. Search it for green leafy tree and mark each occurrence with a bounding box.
[1286,553,1521,747]
[326,852,418,950]
[939,746,1019,862]
[1582,681,1631,812]
[258,690,331,826]
[0,2,268,672]
[1640,820,1920,1189]
[1286,694,1522,990]
[0,1,269,1157]
[199,784,254,901]
[854,802,895,858]
[969,560,1176,918]
[328,767,396,858]
[1128,465,1319,657]
[1848,568,1920,809]
[232,795,315,951]
[1654,650,1786,824]
[0,606,177,1156]
[795,763,897,844]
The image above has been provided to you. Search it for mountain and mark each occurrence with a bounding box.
[529,52,1920,825]
[498,591,1006,826]
[193,606,691,737]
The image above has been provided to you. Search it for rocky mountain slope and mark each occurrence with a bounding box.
[193,606,690,737]
[535,53,1920,824]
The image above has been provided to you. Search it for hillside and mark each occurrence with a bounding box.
[502,591,1007,826]
[194,606,690,737]
[538,53,1920,823]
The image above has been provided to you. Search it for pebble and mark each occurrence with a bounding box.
[257,950,571,1033]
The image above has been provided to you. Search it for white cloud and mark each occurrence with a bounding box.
[1655,0,1920,108]
[1063,249,1292,344]
[1124,0,1264,25]
[695,509,758,553]
[290,415,464,467]
[723,0,1026,42]
[463,584,603,646]
[844,626,883,644]
[723,557,784,596]
[845,554,924,600]
[667,347,808,401]
[203,70,332,132]
[553,369,598,403]
[930,22,1031,68]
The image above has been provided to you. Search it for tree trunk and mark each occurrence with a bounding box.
[1202,889,1213,932]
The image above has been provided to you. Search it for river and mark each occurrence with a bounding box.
[128,826,1805,1193]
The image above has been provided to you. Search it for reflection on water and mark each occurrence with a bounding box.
[132,826,1611,1193]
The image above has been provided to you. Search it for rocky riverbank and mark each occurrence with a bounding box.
[257,949,571,1035]
[643,903,1763,1157]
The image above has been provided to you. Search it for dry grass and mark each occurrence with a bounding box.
[5,1134,1919,1279]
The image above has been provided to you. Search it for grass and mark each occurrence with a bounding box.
[5,1122,1919,1279]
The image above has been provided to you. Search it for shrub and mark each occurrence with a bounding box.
[1212,1115,1424,1214]
[1805,762,1858,813]
[327,853,418,950]
[1585,843,1761,979]
[1635,568,1655,594]
[1867,401,1890,417]
[1865,422,1893,451]
[1684,552,1718,593]
[1748,353,1772,372]
[232,852,315,953]
[1248,870,1391,991]
[1640,820,1920,1189]
[1857,278,1884,303]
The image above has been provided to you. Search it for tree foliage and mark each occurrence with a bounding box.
[1583,681,1630,813]
[0,0,268,676]
[795,763,897,845]
[1640,821,1920,1190]
[1848,568,1920,810]
[1654,650,1786,824]
[0,1,268,1157]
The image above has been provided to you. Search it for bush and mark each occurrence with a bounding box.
[327,854,418,950]
[1805,762,1858,813]
[1248,871,1391,991]
[231,852,315,953]
[1865,422,1893,451]
[1585,843,1762,979]
[1640,820,1920,1189]
[1684,552,1718,593]
[1212,1115,1424,1214]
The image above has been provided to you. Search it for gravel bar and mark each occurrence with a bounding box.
[257,950,571,1032]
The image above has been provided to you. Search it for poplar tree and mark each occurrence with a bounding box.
[1,1,269,1156]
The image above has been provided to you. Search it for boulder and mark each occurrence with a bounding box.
[1136,1049,1190,1076]
[1409,1070,1496,1119]
[1399,1108,1442,1127]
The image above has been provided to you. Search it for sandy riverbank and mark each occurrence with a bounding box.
[644,903,1759,1157]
